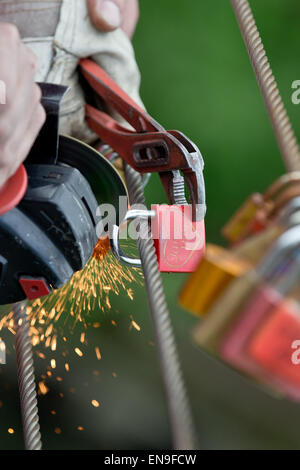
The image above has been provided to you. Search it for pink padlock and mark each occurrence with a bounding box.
[247,299,300,399]
[220,285,281,375]
[151,204,206,273]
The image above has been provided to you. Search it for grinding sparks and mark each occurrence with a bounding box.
[93,237,110,261]
[0,239,143,352]
[127,289,134,301]
[75,348,83,357]
[38,381,49,395]
[131,319,141,332]
[80,332,85,344]
[0,238,143,429]
[36,352,46,360]
[95,347,101,360]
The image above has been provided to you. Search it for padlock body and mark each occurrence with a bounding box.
[248,300,300,397]
[222,193,264,244]
[220,285,282,367]
[179,244,250,315]
[151,205,205,273]
[192,271,259,353]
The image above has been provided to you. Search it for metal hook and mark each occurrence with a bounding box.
[110,209,155,267]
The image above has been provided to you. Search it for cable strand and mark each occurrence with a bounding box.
[13,301,42,450]
[124,164,197,450]
[231,0,300,171]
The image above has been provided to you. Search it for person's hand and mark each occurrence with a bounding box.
[0,23,45,187]
[87,0,139,38]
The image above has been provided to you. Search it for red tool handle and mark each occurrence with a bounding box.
[0,164,28,216]
[80,58,163,134]
[80,59,194,175]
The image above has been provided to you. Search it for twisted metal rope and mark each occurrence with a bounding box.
[13,301,42,450]
[231,0,300,171]
[124,164,197,450]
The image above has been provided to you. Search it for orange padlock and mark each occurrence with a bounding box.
[179,244,251,316]
[222,172,300,245]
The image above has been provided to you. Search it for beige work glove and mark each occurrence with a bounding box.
[2,0,143,144]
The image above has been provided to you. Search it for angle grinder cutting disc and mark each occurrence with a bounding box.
[58,134,127,218]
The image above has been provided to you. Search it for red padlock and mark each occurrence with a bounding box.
[220,285,281,373]
[219,226,300,399]
[151,204,205,273]
[111,205,205,273]
[247,299,300,400]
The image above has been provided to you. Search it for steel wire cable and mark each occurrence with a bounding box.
[124,163,197,450]
[231,0,300,171]
[13,301,42,450]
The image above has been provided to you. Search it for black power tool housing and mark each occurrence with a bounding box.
[0,84,126,305]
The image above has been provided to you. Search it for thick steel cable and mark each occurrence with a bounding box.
[124,164,197,450]
[231,0,300,171]
[13,301,42,450]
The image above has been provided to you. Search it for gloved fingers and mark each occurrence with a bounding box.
[87,0,139,37]
[87,0,122,31]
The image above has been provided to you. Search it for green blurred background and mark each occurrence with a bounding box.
[1,0,300,450]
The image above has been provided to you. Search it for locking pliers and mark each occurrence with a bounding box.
[80,59,206,221]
